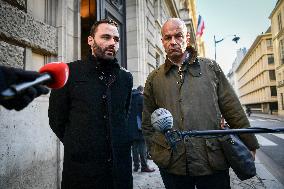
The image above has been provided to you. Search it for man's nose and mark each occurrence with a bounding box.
[170,36,177,45]
[109,38,118,46]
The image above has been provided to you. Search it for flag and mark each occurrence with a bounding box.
[196,15,205,37]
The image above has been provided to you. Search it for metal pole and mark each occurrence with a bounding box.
[163,127,284,150]
[182,127,284,137]
[214,35,239,61]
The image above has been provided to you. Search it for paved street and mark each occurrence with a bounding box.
[133,114,284,189]
[133,159,279,189]
[249,116,284,187]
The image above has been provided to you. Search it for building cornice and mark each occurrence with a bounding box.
[269,0,283,19]
[236,33,272,73]
[238,68,276,89]
[241,99,278,105]
[239,84,277,97]
[276,63,284,70]
[272,27,284,41]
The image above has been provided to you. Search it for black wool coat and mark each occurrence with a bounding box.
[0,66,6,92]
[48,55,133,189]
[128,89,145,141]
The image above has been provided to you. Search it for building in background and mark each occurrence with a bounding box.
[235,28,277,114]
[0,0,202,188]
[227,48,247,96]
[270,0,284,116]
[196,35,206,57]
[127,0,202,87]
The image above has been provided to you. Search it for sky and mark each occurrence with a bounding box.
[196,0,278,75]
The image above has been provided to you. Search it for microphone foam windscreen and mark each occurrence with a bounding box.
[39,62,69,89]
[151,108,173,132]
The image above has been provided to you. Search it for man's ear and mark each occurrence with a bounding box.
[88,36,94,46]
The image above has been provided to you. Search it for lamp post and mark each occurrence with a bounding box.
[214,34,240,126]
[214,35,240,61]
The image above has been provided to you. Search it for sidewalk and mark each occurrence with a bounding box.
[251,113,284,122]
[133,159,284,189]
[132,113,284,188]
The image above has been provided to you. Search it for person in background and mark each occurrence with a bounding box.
[128,85,155,173]
[48,19,133,189]
[0,66,49,111]
[246,107,251,117]
[142,18,259,189]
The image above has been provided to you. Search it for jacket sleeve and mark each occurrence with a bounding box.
[214,62,259,150]
[0,66,6,92]
[48,81,70,143]
[137,93,143,119]
[125,73,133,119]
[142,72,158,148]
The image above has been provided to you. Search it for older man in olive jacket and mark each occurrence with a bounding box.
[48,19,133,189]
[142,18,259,189]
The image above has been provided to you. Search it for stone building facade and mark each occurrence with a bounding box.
[0,0,202,188]
[227,48,247,97]
[270,0,284,116]
[126,0,202,87]
[235,29,278,114]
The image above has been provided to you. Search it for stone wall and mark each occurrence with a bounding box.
[0,0,57,55]
[0,0,81,188]
[126,0,168,88]
[0,41,24,68]
[0,99,58,189]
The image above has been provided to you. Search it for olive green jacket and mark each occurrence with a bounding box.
[142,47,259,176]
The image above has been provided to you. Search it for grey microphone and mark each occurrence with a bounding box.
[151,108,182,151]
[151,108,173,133]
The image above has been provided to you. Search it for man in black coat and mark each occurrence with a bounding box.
[48,19,133,189]
[128,86,155,173]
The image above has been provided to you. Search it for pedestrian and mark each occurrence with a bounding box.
[142,18,259,189]
[0,66,49,111]
[48,19,133,189]
[246,107,251,117]
[128,85,155,173]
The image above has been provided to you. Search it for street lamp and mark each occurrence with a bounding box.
[214,35,240,61]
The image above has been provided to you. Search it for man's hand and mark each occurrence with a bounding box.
[250,150,256,160]
[0,66,49,111]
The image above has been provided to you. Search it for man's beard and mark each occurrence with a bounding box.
[92,42,117,60]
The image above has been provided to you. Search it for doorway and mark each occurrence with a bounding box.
[80,0,126,67]
[81,0,97,60]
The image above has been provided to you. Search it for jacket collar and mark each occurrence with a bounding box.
[87,54,120,69]
[164,46,198,74]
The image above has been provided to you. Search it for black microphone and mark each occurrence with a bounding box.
[0,62,69,100]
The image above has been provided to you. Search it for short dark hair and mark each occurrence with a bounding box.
[137,85,144,92]
[89,19,118,36]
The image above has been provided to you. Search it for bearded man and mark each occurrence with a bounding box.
[48,19,133,189]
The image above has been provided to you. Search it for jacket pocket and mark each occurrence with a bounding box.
[149,132,172,168]
[205,138,229,170]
